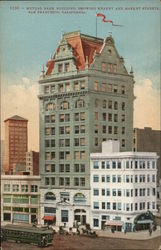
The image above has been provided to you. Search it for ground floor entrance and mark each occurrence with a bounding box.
[74,209,86,225]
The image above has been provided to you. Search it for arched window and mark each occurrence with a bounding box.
[45,192,56,201]
[75,99,85,108]
[46,103,56,111]
[60,101,69,110]
[74,193,86,203]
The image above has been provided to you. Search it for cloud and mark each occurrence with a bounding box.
[1,78,39,151]
[134,78,160,130]
[22,77,30,85]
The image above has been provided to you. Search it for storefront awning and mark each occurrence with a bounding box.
[42,215,55,221]
[137,219,153,224]
[104,220,123,226]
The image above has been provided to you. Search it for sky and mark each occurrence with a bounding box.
[0,0,160,151]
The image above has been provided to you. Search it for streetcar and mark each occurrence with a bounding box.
[1,224,54,247]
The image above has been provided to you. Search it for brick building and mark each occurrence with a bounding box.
[4,115,28,174]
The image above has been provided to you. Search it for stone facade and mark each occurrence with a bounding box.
[90,141,158,231]
[39,31,135,227]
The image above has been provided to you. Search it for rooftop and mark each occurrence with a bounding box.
[4,115,28,122]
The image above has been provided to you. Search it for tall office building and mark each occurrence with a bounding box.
[133,127,161,182]
[4,115,28,174]
[39,31,135,227]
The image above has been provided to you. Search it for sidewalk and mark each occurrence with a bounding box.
[96,227,161,240]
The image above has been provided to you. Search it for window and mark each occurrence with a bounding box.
[121,139,125,147]
[117,175,121,183]
[121,86,125,94]
[21,185,28,192]
[102,100,106,108]
[121,115,125,122]
[61,210,68,222]
[101,161,105,169]
[80,151,85,160]
[102,125,106,133]
[114,101,118,110]
[93,175,99,182]
[80,112,85,121]
[74,151,79,160]
[108,84,112,92]
[65,177,70,186]
[122,102,125,111]
[126,175,130,183]
[122,127,125,135]
[80,81,85,89]
[60,164,64,172]
[75,99,85,108]
[81,164,85,172]
[108,100,112,109]
[102,189,105,196]
[59,178,64,186]
[93,161,99,169]
[118,189,121,196]
[106,175,110,182]
[45,116,50,123]
[94,82,98,91]
[60,101,69,110]
[45,178,50,185]
[152,175,155,182]
[74,82,79,91]
[114,126,118,134]
[74,138,79,146]
[13,185,19,192]
[102,83,106,92]
[102,62,106,72]
[102,175,105,182]
[113,64,117,73]
[107,202,110,209]
[102,202,105,209]
[4,184,10,192]
[51,85,55,93]
[108,63,112,73]
[112,175,116,183]
[118,162,121,169]
[108,126,112,134]
[45,192,56,200]
[65,63,70,72]
[95,99,98,108]
[58,64,63,72]
[93,189,99,196]
[114,114,118,122]
[114,85,118,93]
[95,138,98,146]
[95,112,98,120]
[102,113,106,121]
[44,86,49,94]
[93,202,99,209]
[106,189,110,196]
[95,125,98,134]
[108,113,112,122]
[74,178,79,186]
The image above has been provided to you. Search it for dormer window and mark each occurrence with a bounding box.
[114,64,117,73]
[58,64,63,73]
[108,63,112,73]
[65,63,70,72]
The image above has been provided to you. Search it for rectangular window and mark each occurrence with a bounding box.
[61,210,68,222]
[114,126,118,134]
[114,114,118,122]
[65,63,70,72]
[93,189,99,196]
[93,202,99,209]
[45,178,50,185]
[102,189,105,196]
[108,126,112,134]
[65,83,70,92]
[80,112,85,121]
[102,83,106,92]
[113,64,117,73]
[102,62,106,72]
[74,164,79,172]
[108,63,112,73]
[114,85,118,93]
[106,189,110,196]
[58,64,63,73]
[95,112,98,120]
[108,113,112,122]
[93,161,99,169]
[106,175,110,182]
[108,100,112,109]
[93,175,99,182]
[4,184,10,192]
[121,86,125,94]
[80,164,85,172]
[74,151,79,160]
[108,84,112,92]
[80,81,85,89]
[51,177,55,186]
[59,84,64,92]
[44,86,49,94]
[13,185,19,192]
[94,82,98,91]
[74,178,79,186]
[74,82,79,91]
[51,85,55,93]
[21,185,28,192]
[80,151,85,160]
[107,202,110,209]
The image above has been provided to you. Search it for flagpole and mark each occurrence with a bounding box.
[96,12,97,37]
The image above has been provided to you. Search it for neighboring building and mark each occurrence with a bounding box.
[90,140,158,232]
[1,175,41,225]
[133,127,161,182]
[4,115,28,174]
[1,140,5,174]
[26,151,40,175]
[13,163,26,174]
[39,31,135,227]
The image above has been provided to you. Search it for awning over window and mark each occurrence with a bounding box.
[137,219,153,224]
[104,220,123,226]
[42,215,55,221]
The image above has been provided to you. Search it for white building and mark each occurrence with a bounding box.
[90,140,158,232]
[1,175,41,225]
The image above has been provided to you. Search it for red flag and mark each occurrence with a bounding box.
[96,13,123,26]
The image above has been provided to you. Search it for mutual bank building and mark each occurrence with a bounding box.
[38,31,135,227]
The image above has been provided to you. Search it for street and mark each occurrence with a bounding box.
[2,234,161,250]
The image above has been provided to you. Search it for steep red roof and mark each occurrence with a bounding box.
[46,32,103,75]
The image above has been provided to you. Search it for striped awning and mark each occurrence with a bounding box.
[104,220,123,226]
[42,215,55,221]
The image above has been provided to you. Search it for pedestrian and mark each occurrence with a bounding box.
[124,228,127,234]
[149,227,152,236]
